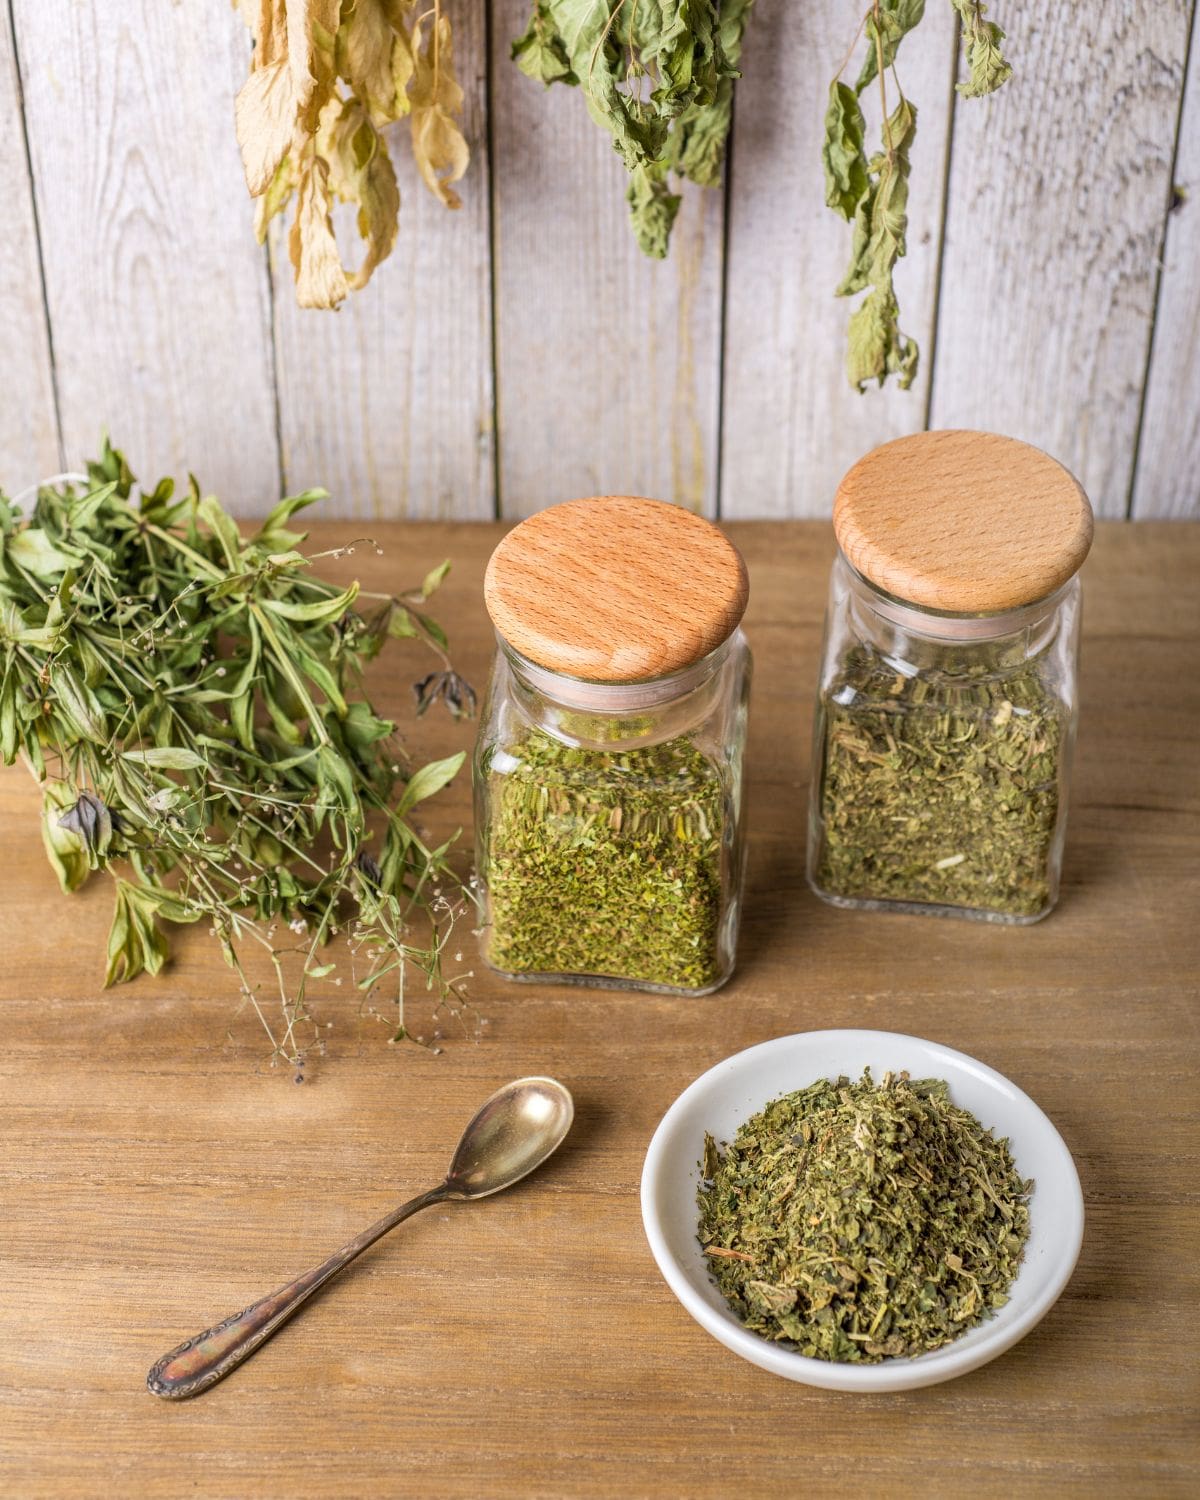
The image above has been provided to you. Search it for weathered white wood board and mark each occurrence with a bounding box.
[720,0,957,517]
[0,15,59,490]
[1132,15,1200,518]
[930,0,1193,519]
[489,0,724,518]
[11,0,280,510]
[271,3,494,520]
[2,2,1199,521]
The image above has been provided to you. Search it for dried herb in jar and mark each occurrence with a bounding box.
[697,1070,1032,1362]
[483,728,724,989]
[814,642,1064,916]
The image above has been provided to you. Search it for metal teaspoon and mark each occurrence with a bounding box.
[147,1076,574,1399]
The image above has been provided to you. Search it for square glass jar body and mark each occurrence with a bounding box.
[807,557,1081,924]
[473,632,752,993]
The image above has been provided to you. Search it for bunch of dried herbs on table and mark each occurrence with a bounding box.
[480,727,724,990]
[0,443,473,1066]
[812,641,1064,918]
[698,1070,1032,1362]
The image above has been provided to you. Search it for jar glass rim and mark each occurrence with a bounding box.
[498,633,733,711]
[838,552,1076,641]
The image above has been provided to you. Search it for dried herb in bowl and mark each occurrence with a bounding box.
[482,727,725,990]
[697,1070,1032,1362]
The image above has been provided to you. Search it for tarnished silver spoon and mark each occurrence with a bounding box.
[147,1076,574,1399]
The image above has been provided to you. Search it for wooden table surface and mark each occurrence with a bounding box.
[1,522,1197,1498]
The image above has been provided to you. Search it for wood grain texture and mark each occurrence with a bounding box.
[720,0,957,518]
[930,0,1194,520]
[269,2,495,520]
[0,12,59,488]
[0,521,1198,1498]
[489,0,724,519]
[484,496,748,678]
[834,430,1093,611]
[1132,10,1200,518]
[10,0,280,511]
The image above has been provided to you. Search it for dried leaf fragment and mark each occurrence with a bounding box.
[408,10,469,210]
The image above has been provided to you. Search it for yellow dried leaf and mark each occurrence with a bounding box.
[318,95,400,289]
[337,0,397,122]
[234,0,287,68]
[253,152,297,241]
[289,147,350,309]
[408,12,468,209]
[290,0,341,133]
[391,22,415,113]
[235,60,302,195]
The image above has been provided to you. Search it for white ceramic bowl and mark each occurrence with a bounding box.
[640,1030,1084,1392]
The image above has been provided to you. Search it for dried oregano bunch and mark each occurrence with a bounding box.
[233,0,469,308]
[512,0,755,258]
[823,1,1013,390]
[0,443,475,1066]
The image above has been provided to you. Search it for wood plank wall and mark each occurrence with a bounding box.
[2,1,1196,520]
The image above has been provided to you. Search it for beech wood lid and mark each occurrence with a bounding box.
[833,430,1094,613]
[484,496,749,682]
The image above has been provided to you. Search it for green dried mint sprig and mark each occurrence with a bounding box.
[697,1070,1033,1362]
[0,441,474,1067]
[482,727,725,990]
[813,642,1064,917]
[823,1,1014,390]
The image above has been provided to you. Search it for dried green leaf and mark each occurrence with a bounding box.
[42,783,93,893]
[856,0,925,94]
[511,1,575,84]
[627,162,681,259]
[5,528,77,578]
[397,750,465,814]
[418,559,451,599]
[119,747,207,771]
[822,81,869,221]
[951,0,1012,97]
[262,579,359,622]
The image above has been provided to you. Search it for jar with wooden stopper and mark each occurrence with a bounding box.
[808,430,1094,923]
[474,496,752,993]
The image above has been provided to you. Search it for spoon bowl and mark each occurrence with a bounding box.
[446,1076,575,1198]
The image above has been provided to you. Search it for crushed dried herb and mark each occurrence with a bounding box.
[697,1070,1032,1362]
[481,727,724,989]
[813,641,1064,917]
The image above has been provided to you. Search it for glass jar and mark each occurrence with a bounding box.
[807,430,1093,924]
[473,496,752,993]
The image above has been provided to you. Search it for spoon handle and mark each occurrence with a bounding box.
[147,1184,449,1399]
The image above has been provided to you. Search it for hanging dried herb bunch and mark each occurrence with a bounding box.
[0,443,474,1066]
[512,0,756,258]
[698,1070,1032,1362]
[233,0,469,308]
[823,1,1013,390]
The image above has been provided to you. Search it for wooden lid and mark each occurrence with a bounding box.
[833,430,1094,612]
[484,496,749,682]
